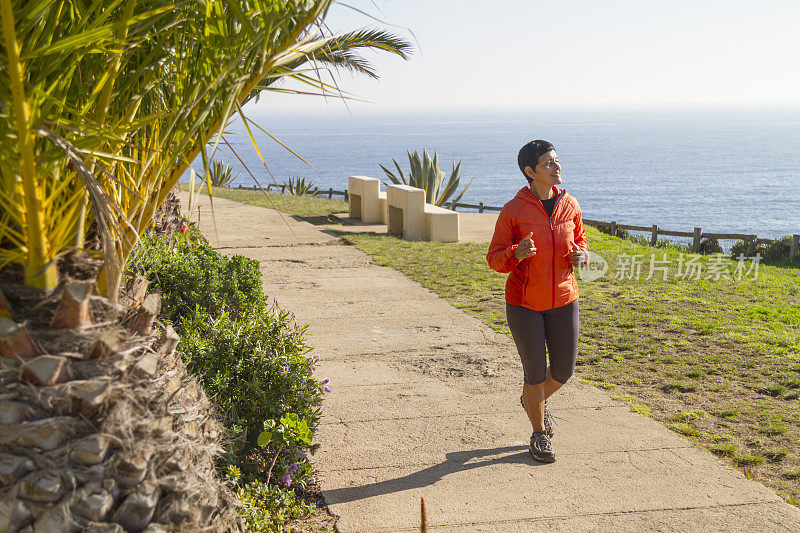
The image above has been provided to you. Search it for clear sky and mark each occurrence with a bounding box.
[253,0,800,113]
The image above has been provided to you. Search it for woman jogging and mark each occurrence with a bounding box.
[486,140,588,463]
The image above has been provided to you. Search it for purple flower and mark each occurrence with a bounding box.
[298,451,308,459]
[287,463,299,473]
[321,377,330,385]
[323,386,332,394]
[310,366,316,375]
[282,474,292,486]
[312,354,319,363]
[316,402,323,407]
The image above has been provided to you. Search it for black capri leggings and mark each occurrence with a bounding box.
[506,300,579,385]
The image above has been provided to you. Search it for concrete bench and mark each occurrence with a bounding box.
[425,203,459,243]
[348,176,382,223]
[387,184,459,242]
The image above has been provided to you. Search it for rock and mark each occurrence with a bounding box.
[0,454,34,486]
[110,449,152,488]
[50,280,94,329]
[20,355,71,386]
[112,482,160,532]
[16,418,76,451]
[31,501,81,533]
[0,400,36,424]
[69,435,112,465]
[134,352,158,378]
[0,318,39,359]
[70,378,111,417]
[17,471,64,503]
[71,480,116,521]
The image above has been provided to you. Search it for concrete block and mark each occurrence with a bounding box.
[387,184,426,240]
[425,203,460,242]
[378,191,388,224]
[348,176,382,223]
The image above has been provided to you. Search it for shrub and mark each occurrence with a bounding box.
[730,236,800,267]
[128,224,326,526]
[130,230,266,323]
[179,308,322,452]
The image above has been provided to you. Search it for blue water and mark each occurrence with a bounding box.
[187,108,800,241]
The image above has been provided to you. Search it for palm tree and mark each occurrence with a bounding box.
[0,0,411,297]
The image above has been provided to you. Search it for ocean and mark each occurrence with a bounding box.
[189,108,800,242]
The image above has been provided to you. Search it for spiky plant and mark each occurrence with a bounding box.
[203,161,239,188]
[380,150,473,207]
[0,0,412,297]
[282,176,317,196]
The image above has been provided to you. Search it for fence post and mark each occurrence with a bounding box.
[746,236,757,256]
[610,221,617,237]
[650,225,658,246]
[344,189,349,201]
[791,234,800,258]
[478,202,485,213]
[692,227,702,252]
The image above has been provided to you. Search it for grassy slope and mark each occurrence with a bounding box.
[213,188,800,505]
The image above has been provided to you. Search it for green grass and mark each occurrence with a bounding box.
[219,191,800,507]
[178,182,349,222]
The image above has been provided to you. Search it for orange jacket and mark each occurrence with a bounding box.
[486,185,587,311]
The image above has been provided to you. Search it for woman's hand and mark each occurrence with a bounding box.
[514,232,537,260]
[568,241,586,267]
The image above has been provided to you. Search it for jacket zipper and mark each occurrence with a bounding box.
[525,189,564,309]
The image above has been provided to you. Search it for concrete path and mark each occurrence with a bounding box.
[183,193,800,532]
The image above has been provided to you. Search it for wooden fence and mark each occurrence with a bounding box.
[237,184,799,255]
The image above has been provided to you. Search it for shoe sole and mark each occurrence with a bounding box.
[529,449,556,463]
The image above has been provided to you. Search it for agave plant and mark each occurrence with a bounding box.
[380,150,472,207]
[282,177,318,196]
[0,0,411,296]
[203,161,239,188]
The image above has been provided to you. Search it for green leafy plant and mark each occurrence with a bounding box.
[202,160,239,188]
[259,413,314,486]
[283,176,318,196]
[380,150,472,206]
[128,229,324,458]
[731,236,800,267]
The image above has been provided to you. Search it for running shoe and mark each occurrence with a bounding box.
[520,395,556,437]
[529,432,556,463]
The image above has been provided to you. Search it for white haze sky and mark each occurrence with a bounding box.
[251,0,800,114]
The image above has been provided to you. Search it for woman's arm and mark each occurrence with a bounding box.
[486,207,522,273]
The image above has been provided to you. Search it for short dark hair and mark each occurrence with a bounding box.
[517,140,555,183]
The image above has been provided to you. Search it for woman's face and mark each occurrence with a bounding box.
[529,150,562,186]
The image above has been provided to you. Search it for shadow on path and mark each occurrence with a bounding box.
[324,444,540,505]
